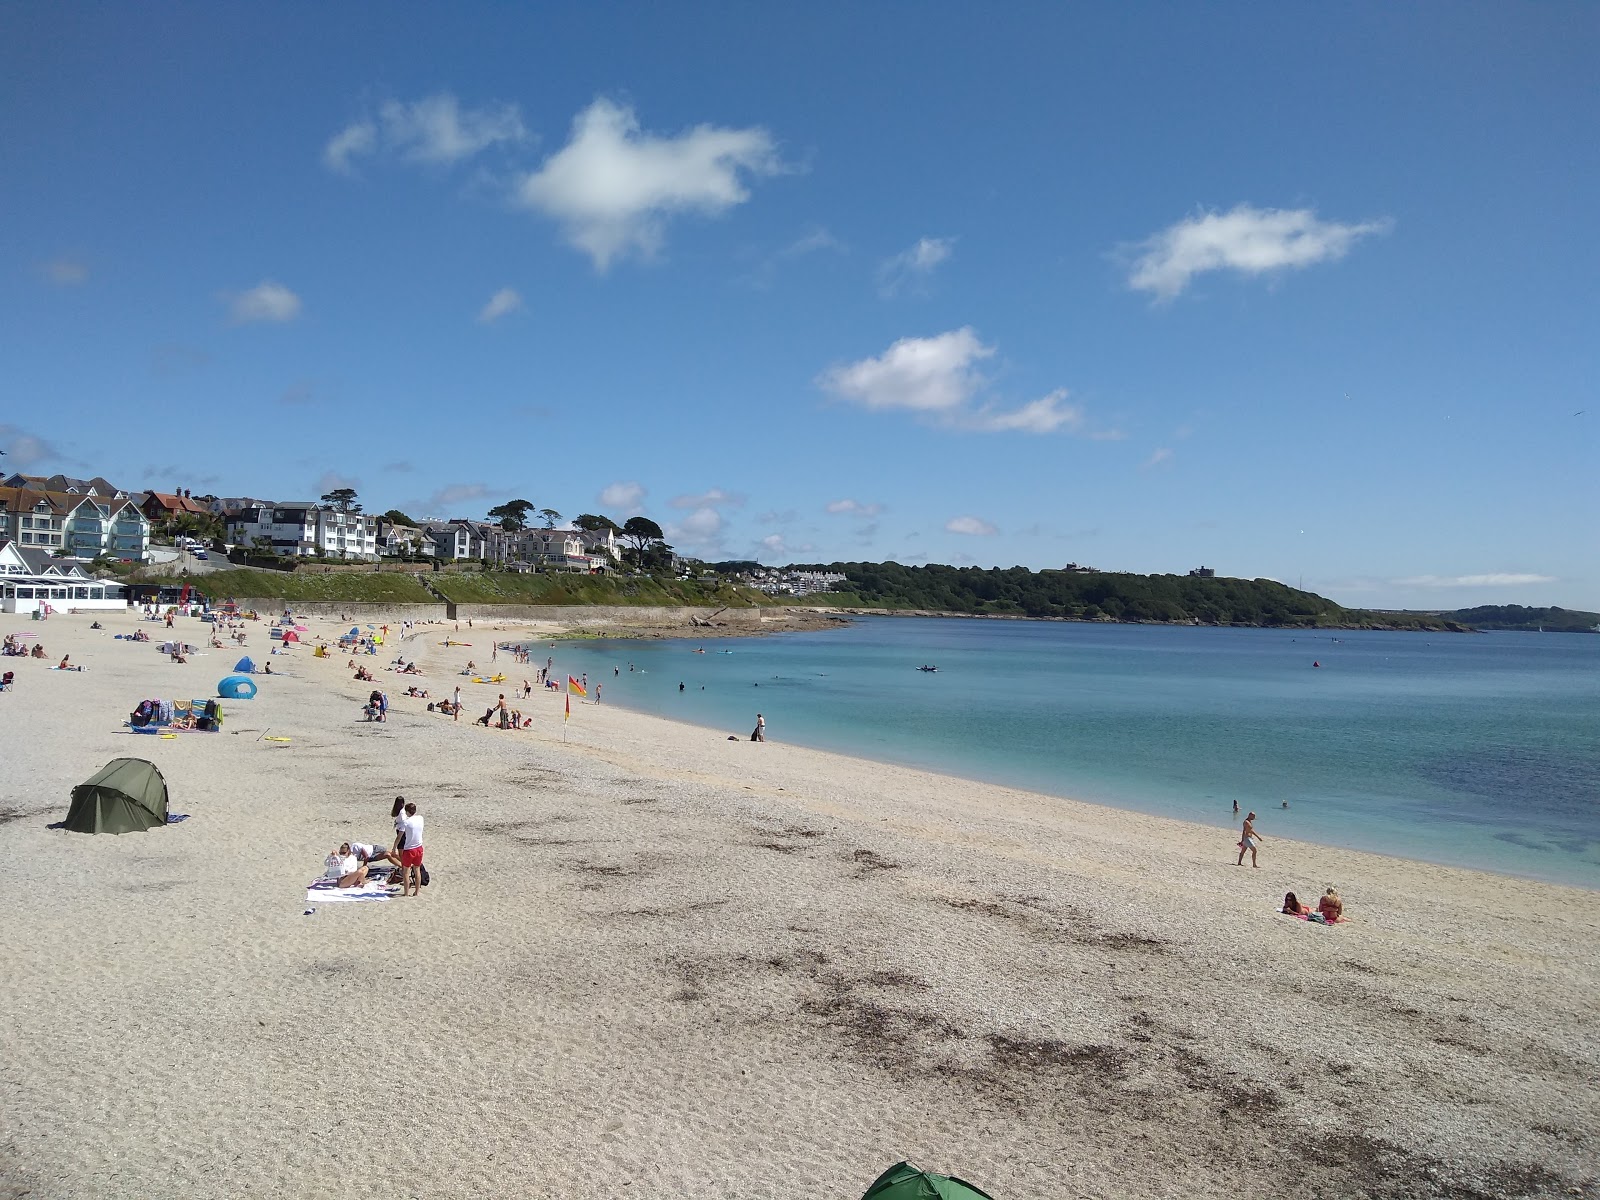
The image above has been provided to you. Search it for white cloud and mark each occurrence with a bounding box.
[782,227,842,257]
[1393,573,1557,588]
[0,424,64,468]
[325,93,526,173]
[1128,204,1392,300]
[41,259,88,286]
[228,280,301,324]
[670,488,744,510]
[963,389,1083,434]
[323,122,377,174]
[819,328,1099,436]
[598,480,646,511]
[820,327,992,415]
[1143,447,1174,468]
[826,498,883,517]
[946,516,998,536]
[878,236,954,296]
[516,98,784,270]
[477,287,523,323]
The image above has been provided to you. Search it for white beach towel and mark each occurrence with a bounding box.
[305,877,393,903]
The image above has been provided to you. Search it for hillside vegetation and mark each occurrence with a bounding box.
[426,572,772,607]
[801,562,1464,630]
[1435,605,1600,633]
[134,567,437,603]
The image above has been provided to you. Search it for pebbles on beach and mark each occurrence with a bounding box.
[1,609,1595,1199]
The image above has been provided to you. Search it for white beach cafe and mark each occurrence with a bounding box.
[0,540,126,615]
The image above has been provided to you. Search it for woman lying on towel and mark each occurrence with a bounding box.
[1281,888,1344,923]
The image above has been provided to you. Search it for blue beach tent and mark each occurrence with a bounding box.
[218,675,258,699]
[234,656,256,673]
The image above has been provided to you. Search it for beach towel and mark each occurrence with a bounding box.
[306,875,393,903]
[166,813,190,823]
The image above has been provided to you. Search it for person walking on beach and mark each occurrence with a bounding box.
[1236,811,1262,868]
[751,713,765,742]
[452,685,462,722]
[398,802,425,897]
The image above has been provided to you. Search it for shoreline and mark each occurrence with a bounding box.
[2,606,1596,1197]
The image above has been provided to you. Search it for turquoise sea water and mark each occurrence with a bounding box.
[529,618,1600,888]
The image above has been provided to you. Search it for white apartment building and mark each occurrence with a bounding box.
[0,484,151,562]
[226,503,379,560]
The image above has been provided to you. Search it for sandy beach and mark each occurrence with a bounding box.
[1,606,1595,1199]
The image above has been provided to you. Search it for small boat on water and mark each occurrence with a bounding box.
[916,665,939,672]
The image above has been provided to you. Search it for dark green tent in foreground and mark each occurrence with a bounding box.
[862,1161,996,1200]
[63,758,169,834]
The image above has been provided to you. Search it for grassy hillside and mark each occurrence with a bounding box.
[424,572,772,607]
[133,568,437,603]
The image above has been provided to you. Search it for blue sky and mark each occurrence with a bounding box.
[2,2,1595,609]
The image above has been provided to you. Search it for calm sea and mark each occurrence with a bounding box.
[527,617,1600,888]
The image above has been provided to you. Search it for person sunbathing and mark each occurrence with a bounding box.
[1318,888,1344,923]
[325,843,368,888]
[31,644,47,659]
[349,840,399,868]
[1281,891,1309,916]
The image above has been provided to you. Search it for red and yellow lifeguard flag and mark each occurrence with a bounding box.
[564,692,570,722]
[567,676,587,697]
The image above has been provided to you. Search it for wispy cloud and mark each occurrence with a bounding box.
[826,498,884,517]
[946,515,998,536]
[315,471,362,497]
[878,236,954,297]
[424,482,494,514]
[598,481,646,511]
[1127,204,1392,300]
[324,93,527,174]
[0,424,65,468]
[757,532,816,559]
[818,327,1097,436]
[40,258,88,286]
[1143,447,1174,469]
[671,488,745,510]
[516,98,785,271]
[477,287,523,323]
[227,280,301,324]
[1393,573,1557,588]
[383,461,415,473]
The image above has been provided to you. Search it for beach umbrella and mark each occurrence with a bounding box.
[348,626,360,638]
[860,1162,996,1200]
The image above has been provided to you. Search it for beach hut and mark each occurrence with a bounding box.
[63,758,170,834]
[860,1162,995,1200]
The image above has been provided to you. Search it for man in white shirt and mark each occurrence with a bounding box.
[398,802,425,897]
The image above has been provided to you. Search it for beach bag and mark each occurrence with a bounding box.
[420,864,430,887]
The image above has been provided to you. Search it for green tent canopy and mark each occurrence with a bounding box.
[63,758,170,834]
[861,1162,996,1200]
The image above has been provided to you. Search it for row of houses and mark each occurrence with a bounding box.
[0,476,153,562]
[738,568,849,597]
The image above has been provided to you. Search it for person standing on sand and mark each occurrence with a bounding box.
[452,685,462,722]
[1236,811,1262,868]
[398,802,425,897]
[751,713,765,742]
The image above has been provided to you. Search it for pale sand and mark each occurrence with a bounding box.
[1,608,1595,1199]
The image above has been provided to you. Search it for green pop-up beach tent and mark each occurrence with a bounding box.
[861,1161,996,1200]
[63,758,169,834]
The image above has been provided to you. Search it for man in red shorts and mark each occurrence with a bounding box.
[398,801,425,897]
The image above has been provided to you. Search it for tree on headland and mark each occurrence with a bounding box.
[487,499,534,532]
[574,513,621,534]
[381,509,417,528]
[621,516,664,556]
[537,507,562,529]
[322,487,361,514]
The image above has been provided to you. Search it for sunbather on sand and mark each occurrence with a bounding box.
[325,843,368,888]
[1318,887,1344,923]
[349,840,399,868]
